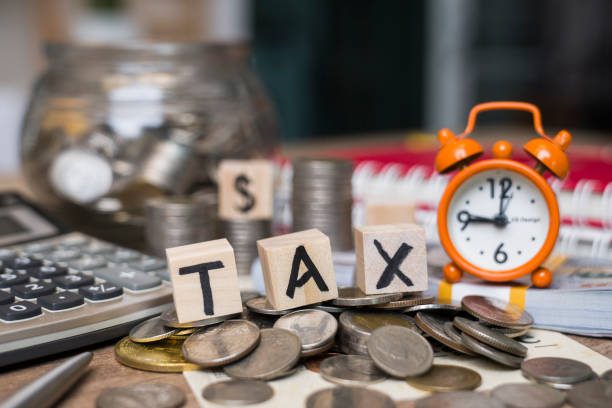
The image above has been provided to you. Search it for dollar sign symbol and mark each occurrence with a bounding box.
[234,174,256,213]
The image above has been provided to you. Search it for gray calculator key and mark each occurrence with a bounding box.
[152,269,170,281]
[105,250,140,264]
[93,267,161,291]
[79,283,123,301]
[0,249,15,261]
[129,257,166,272]
[53,273,95,289]
[83,242,115,255]
[68,256,108,271]
[24,242,55,253]
[47,249,81,262]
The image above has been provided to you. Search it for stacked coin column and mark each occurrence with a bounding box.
[292,158,354,251]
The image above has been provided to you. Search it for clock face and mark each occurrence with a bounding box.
[446,169,550,272]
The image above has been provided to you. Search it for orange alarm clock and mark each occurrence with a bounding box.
[435,101,571,288]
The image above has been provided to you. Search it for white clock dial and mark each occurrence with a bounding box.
[447,169,550,271]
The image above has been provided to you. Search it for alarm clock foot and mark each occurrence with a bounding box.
[531,267,553,288]
[443,263,463,283]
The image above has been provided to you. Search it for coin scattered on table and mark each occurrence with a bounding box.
[415,312,475,355]
[129,316,177,343]
[246,296,293,316]
[305,387,395,408]
[274,309,337,356]
[460,333,524,368]
[370,293,435,310]
[182,319,260,367]
[462,295,534,328]
[161,308,240,329]
[415,391,505,408]
[366,325,433,377]
[96,382,185,408]
[202,379,274,406]
[223,328,301,380]
[314,303,348,314]
[601,369,612,380]
[490,383,566,408]
[485,324,530,338]
[521,357,595,385]
[453,316,527,357]
[332,287,403,307]
[567,379,612,408]
[405,303,462,314]
[406,364,482,392]
[319,354,387,385]
[114,337,199,372]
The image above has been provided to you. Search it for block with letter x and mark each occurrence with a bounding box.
[257,229,338,310]
[354,223,428,295]
[166,239,242,323]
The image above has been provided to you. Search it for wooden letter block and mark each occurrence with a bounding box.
[166,239,242,323]
[365,201,416,225]
[257,229,338,310]
[218,159,274,220]
[354,223,427,295]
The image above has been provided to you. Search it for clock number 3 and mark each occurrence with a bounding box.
[494,243,508,264]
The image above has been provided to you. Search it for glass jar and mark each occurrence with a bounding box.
[20,43,278,245]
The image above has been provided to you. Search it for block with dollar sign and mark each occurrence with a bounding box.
[218,159,274,220]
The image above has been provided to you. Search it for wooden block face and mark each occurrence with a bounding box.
[354,223,427,295]
[166,239,242,323]
[365,201,416,225]
[257,229,338,310]
[218,159,274,220]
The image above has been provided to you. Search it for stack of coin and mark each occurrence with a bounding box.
[220,219,271,275]
[292,158,353,251]
[144,193,218,257]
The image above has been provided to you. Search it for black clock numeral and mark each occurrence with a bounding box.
[485,177,513,199]
[486,178,495,198]
[494,243,508,264]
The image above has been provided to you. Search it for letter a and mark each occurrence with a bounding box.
[286,245,329,298]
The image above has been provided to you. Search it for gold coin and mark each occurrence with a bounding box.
[406,364,482,392]
[169,328,198,339]
[114,337,200,373]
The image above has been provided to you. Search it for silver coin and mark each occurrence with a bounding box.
[521,357,595,384]
[182,319,260,367]
[461,332,524,368]
[339,311,417,355]
[369,294,436,310]
[453,316,527,357]
[602,369,612,380]
[246,297,292,316]
[223,328,301,380]
[484,324,530,338]
[405,303,462,314]
[415,391,505,408]
[567,379,612,408]
[301,339,335,358]
[160,308,240,329]
[415,312,476,356]
[462,295,534,328]
[274,309,337,351]
[202,380,273,406]
[314,303,348,314]
[491,383,566,408]
[305,387,394,408]
[319,354,387,385]
[96,382,185,408]
[522,372,598,391]
[367,325,433,377]
[129,316,177,343]
[332,287,403,306]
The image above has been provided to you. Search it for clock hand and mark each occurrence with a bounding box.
[457,210,500,231]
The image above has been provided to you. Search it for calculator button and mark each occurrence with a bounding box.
[129,257,166,272]
[0,249,15,260]
[24,242,54,253]
[28,265,68,279]
[0,291,14,305]
[94,267,162,291]
[11,282,57,299]
[105,250,141,264]
[47,249,81,262]
[0,301,42,321]
[79,283,123,301]
[152,269,170,281]
[38,291,84,311]
[67,256,107,271]
[5,256,43,269]
[83,242,114,255]
[0,272,29,288]
[53,273,94,289]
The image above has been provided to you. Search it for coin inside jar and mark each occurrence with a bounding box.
[96,382,186,408]
[202,380,274,406]
[367,325,433,377]
[406,364,482,392]
[306,387,395,408]
[129,316,177,343]
[521,357,595,385]
[273,309,337,353]
[462,295,533,328]
[491,383,566,408]
[223,328,301,380]
[319,354,387,385]
[182,319,260,367]
[332,287,403,306]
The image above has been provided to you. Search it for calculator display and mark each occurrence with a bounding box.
[0,215,29,236]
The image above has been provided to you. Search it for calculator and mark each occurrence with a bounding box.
[0,193,172,367]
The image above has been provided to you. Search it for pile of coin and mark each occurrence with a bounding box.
[292,158,353,251]
[144,193,218,257]
[220,219,271,275]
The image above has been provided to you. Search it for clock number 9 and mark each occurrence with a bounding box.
[494,243,508,264]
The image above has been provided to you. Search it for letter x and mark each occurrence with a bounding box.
[374,239,414,289]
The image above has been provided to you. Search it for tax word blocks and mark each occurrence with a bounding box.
[257,229,338,310]
[354,223,427,295]
[166,239,242,323]
[218,159,274,220]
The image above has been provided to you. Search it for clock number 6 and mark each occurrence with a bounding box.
[494,243,508,264]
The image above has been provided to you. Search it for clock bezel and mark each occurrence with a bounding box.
[437,159,560,282]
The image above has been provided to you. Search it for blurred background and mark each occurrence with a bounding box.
[2,0,612,175]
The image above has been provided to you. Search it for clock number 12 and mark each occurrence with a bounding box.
[486,177,513,199]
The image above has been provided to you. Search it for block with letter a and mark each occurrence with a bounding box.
[218,159,274,220]
[257,229,338,310]
[166,239,242,323]
[354,223,427,295]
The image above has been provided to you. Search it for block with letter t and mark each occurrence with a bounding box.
[166,239,242,323]
[257,229,338,310]
[218,159,274,220]
[354,223,427,295]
